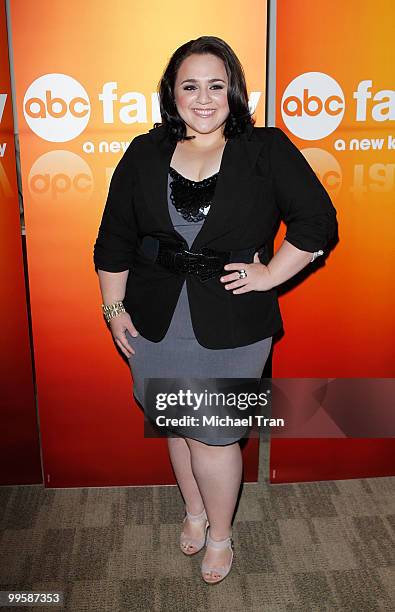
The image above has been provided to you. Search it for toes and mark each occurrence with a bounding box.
[182,542,196,553]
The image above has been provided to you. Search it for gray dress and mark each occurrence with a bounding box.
[126,171,272,445]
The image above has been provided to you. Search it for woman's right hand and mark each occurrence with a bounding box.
[108,312,139,358]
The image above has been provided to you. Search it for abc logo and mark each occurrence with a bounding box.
[281,72,345,140]
[29,150,93,203]
[24,74,90,142]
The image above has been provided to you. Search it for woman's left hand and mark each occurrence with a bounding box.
[220,252,274,294]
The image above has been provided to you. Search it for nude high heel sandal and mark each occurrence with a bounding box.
[201,529,234,584]
[180,508,209,555]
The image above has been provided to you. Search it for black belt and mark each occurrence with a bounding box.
[156,243,231,282]
[139,236,266,283]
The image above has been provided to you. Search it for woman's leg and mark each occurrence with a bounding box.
[167,436,207,553]
[167,436,205,513]
[186,438,242,579]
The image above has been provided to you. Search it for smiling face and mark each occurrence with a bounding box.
[173,53,230,139]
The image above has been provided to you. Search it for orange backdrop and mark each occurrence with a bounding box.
[271,0,394,483]
[9,0,268,487]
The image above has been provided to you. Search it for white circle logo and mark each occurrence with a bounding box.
[29,151,93,204]
[23,74,90,142]
[281,72,345,140]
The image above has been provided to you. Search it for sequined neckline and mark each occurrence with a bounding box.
[169,166,218,223]
[169,166,219,187]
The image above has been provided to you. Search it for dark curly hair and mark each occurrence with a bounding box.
[154,36,255,142]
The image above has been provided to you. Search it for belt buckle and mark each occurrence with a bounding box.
[173,249,199,274]
[185,250,204,275]
[173,247,227,281]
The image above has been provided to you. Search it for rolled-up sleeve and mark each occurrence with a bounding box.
[93,141,139,272]
[270,127,338,253]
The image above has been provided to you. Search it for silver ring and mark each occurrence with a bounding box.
[238,268,247,279]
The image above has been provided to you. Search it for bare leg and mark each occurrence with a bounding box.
[186,438,242,580]
[168,436,205,513]
[167,436,206,553]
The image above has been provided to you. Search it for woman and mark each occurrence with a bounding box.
[93,36,338,584]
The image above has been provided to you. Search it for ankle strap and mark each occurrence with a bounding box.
[206,529,233,549]
[185,508,207,521]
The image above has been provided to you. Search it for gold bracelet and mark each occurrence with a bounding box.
[101,300,126,323]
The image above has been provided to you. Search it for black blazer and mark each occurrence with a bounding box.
[93,124,338,349]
